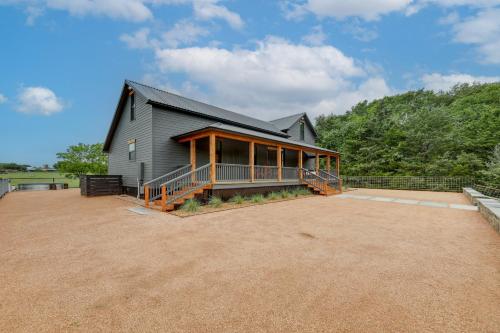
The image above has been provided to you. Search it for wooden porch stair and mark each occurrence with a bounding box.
[150,185,211,212]
[304,183,341,196]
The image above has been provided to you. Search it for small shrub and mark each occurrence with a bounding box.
[208,196,223,208]
[250,194,265,203]
[230,194,245,204]
[267,192,280,200]
[181,199,200,212]
[279,190,290,199]
[293,188,311,196]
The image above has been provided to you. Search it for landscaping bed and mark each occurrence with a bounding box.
[172,188,314,217]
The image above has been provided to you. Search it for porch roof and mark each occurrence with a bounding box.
[171,122,339,155]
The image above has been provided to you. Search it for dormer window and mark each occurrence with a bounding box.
[299,119,305,141]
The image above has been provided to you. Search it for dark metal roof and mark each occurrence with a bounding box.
[171,122,338,154]
[127,80,287,137]
[270,112,317,137]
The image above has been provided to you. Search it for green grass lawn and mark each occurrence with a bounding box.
[0,172,80,188]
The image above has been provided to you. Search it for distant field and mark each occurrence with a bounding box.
[0,172,79,188]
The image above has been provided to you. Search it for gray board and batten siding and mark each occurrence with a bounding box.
[107,91,153,188]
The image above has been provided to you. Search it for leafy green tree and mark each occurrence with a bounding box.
[481,145,500,186]
[315,82,500,181]
[0,163,30,172]
[56,143,107,178]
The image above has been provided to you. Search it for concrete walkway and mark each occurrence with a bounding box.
[337,193,478,211]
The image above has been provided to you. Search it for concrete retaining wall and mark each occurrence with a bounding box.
[476,198,500,234]
[464,187,500,234]
[462,187,490,205]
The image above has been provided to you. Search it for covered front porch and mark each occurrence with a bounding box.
[181,130,340,186]
[144,125,341,211]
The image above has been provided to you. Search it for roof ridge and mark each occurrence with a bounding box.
[270,112,305,122]
[126,79,284,132]
[126,79,195,101]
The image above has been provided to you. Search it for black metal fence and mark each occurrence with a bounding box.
[80,175,122,196]
[473,184,500,199]
[342,176,475,192]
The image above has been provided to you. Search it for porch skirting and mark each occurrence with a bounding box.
[209,184,307,201]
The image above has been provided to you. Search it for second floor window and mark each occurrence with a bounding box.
[130,93,136,121]
[299,120,305,141]
[128,140,136,161]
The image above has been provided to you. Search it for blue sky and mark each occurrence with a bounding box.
[0,0,499,166]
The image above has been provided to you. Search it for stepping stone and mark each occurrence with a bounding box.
[336,194,354,199]
[449,204,478,211]
[370,196,395,202]
[351,195,372,200]
[128,207,154,215]
[393,198,419,205]
[418,201,448,208]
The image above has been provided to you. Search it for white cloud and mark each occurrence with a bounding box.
[342,20,378,42]
[421,72,500,91]
[45,0,152,22]
[153,37,394,118]
[302,25,327,46]
[1,0,243,27]
[283,0,500,20]
[121,21,209,50]
[193,0,243,29]
[0,93,7,104]
[25,5,43,25]
[450,8,500,63]
[284,0,413,21]
[16,86,64,116]
[120,28,152,49]
[162,20,209,47]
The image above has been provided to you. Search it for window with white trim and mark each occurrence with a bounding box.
[128,139,136,161]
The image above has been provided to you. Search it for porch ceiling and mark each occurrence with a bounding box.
[171,122,339,156]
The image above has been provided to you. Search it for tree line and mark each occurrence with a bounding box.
[315,83,500,186]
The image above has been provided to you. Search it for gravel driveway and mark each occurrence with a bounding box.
[0,189,498,332]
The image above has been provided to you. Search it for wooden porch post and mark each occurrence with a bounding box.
[298,149,303,181]
[190,139,196,171]
[277,145,282,181]
[161,184,167,212]
[337,154,342,192]
[190,139,196,182]
[249,141,255,182]
[209,133,216,184]
[336,154,340,176]
[144,185,149,208]
[315,152,320,173]
[326,155,331,174]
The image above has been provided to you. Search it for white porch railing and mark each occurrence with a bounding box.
[254,165,278,181]
[144,164,191,202]
[165,164,211,205]
[282,167,299,180]
[216,163,250,182]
